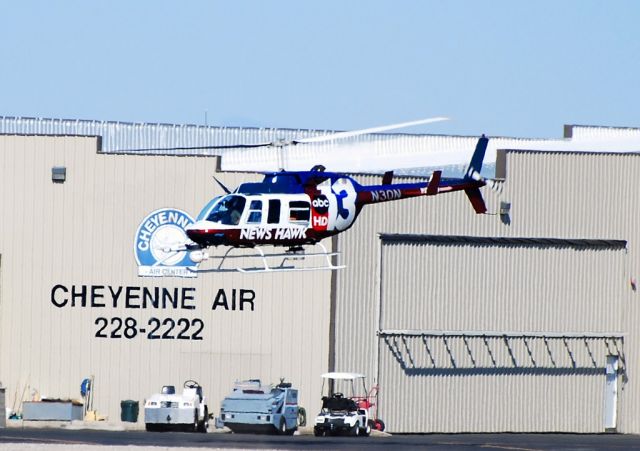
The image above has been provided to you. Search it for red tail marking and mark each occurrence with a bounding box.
[426,171,441,195]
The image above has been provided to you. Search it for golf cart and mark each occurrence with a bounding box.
[144,380,209,432]
[313,372,384,436]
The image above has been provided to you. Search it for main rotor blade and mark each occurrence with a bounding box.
[294,117,449,144]
[113,116,449,152]
[213,176,232,194]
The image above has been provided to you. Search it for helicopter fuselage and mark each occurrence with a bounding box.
[184,169,486,250]
[185,173,364,248]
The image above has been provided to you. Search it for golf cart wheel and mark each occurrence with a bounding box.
[361,422,371,437]
[313,427,324,437]
[349,424,360,436]
[373,419,385,431]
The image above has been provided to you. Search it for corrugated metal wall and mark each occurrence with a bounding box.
[377,238,626,432]
[379,238,626,332]
[0,135,332,421]
[333,149,640,432]
[378,367,604,433]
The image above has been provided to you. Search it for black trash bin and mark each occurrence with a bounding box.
[120,400,139,422]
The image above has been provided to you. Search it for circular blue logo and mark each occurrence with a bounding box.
[134,208,197,276]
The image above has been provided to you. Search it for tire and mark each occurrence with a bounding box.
[313,427,324,437]
[349,423,360,436]
[373,419,385,432]
[197,407,208,433]
[192,410,199,432]
[297,407,307,427]
[278,417,287,435]
[361,422,371,437]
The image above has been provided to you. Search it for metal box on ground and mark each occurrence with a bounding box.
[22,402,83,421]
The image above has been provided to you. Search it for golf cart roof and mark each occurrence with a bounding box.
[321,372,365,380]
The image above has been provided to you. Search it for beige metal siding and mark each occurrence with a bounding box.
[378,365,604,433]
[377,238,625,432]
[0,135,331,420]
[334,150,640,432]
[380,239,626,333]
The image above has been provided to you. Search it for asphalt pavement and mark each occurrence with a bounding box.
[2,422,640,450]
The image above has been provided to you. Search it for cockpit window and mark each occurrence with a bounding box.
[196,196,222,221]
[206,195,246,225]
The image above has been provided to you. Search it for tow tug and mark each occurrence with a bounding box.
[144,380,209,432]
[216,379,303,434]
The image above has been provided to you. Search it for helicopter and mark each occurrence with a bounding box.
[132,118,499,272]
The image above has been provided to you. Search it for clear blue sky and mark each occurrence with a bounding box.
[1,0,638,138]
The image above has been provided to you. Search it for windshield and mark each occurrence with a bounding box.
[196,196,222,221]
[206,195,246,225]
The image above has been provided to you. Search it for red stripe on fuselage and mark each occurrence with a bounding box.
[187,227,334,247]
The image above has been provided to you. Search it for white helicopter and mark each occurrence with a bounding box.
[131,118,499,272]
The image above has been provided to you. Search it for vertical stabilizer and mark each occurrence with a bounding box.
[464,134,489,180]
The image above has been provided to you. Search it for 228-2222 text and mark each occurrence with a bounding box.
[94,317,204,340]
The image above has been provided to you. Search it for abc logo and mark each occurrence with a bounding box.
[312,195,329,214]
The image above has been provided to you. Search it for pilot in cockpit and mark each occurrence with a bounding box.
[207,195,246,225]
[227,198,243,225]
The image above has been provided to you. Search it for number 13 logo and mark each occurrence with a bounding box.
[331,178,357,231]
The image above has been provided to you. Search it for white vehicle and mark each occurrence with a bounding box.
[313,372,373,437]
[144,380,209,432]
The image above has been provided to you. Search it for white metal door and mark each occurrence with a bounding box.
[604,355,619,431]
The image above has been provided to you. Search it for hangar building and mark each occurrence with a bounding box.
[1,117,639,433]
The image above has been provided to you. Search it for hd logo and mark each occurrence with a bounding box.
[311,195,330,230]
[134,208,199,278]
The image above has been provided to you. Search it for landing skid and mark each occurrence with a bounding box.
[195,242,345,273]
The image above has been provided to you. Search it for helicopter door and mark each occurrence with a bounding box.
[246,200,263,225]
[267,199,281,225]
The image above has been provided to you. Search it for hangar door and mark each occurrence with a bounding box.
[376,235,626,433]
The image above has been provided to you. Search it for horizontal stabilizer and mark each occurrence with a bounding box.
[465,187,487,214]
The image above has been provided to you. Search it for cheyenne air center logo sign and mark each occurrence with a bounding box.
[135,208,199,278]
